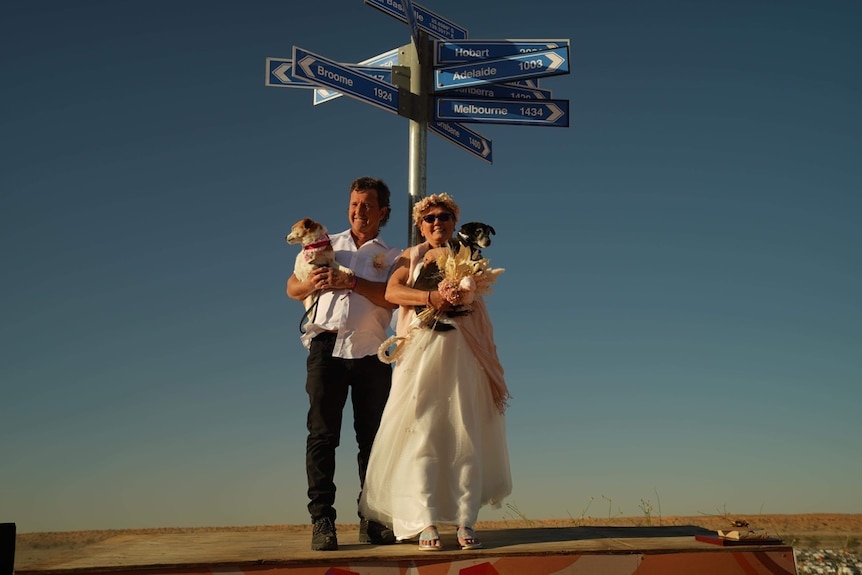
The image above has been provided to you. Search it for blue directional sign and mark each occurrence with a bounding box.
[435,47,569,91]
[314,48,399,106]
[429,121,492,164]
[435,97,569,127]
[359,47,401,68]
[266,58,317,88]
[268,57,393,94]
[435,39,570,65]
[313,67,393,104]
[507,79,540,89]
[446,83,552,101]
[365,0,468,41]
[401,0,421,48]
[292,47,399,114]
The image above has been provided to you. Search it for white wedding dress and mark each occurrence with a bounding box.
[359,260,512,539]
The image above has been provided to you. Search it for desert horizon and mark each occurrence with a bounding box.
[16,512,862,554]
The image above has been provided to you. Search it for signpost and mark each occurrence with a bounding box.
[364,0,468,40]
[435,39,570,65]
[290,47,400,114]
[268,58,393,91]
[507,79,541,89]
[313,48,400,106]
[400,0,421,49]
[265,58,317,88]
[265,2,571,244]
[435,97,569,127]
[446,83,552,101]
[429,121,492,164]
[434,47,570,91]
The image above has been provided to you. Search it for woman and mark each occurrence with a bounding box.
[359,193,512,551]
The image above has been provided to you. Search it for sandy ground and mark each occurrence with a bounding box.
[15,513,862,555]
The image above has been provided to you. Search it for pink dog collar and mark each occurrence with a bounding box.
[304,235,331,251]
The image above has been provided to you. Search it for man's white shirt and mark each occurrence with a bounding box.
[298,229,400,358]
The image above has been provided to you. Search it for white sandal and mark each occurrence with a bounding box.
[457,526,483,550]
[419,525,443,551]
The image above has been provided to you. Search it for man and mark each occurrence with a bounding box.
[286,177,401,551]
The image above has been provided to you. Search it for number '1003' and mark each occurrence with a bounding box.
[518,59,544,71]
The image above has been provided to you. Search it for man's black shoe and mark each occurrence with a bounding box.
[311,517,338,551]
[359,518,396,545]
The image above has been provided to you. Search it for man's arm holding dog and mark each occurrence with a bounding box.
[286,267,323,302]
[286,267,395,309]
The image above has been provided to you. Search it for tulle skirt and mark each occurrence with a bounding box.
[359,324,511,539]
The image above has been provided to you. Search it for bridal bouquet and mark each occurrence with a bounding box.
[378,245,504,364]
[413,245,504,329]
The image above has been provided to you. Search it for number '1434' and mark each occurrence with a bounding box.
[520,107,545,117]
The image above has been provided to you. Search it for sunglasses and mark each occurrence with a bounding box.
[422,213,453,223]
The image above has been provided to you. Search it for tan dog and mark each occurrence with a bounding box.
[286,217,354,312]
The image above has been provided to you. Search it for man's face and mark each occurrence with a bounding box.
[348,188,387,237]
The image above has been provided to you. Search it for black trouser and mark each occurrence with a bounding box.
[305,332,392,523]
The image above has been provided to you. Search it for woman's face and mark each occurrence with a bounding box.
[419,207,456,247]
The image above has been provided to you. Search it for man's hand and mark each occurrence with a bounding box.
[312,267,353,290]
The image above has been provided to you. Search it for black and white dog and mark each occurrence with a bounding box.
[452,221,496,260]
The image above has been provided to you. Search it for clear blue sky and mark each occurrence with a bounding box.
[2,0,860,533]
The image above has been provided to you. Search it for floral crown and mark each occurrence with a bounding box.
[412,193,460,227]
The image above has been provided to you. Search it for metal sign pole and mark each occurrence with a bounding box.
[398,33,433,246]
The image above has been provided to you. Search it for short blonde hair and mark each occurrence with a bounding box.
[412,193,460,228]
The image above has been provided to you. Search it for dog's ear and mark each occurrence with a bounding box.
[301,217,314,229]
[488,225,496,235]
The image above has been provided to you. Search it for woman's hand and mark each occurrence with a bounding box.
[426,290,451,311]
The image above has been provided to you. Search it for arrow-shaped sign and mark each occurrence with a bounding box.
[435,39,570,65]
[401,0,421,48]
[314,48,400,106]
[291,47,400,115]
[312,67,393,104]
[268,57,393,93]
[429,121,493,164]
[445,83,552,101]
[507,79,540,89]
[365,0,468,41]
[265,58,317,88]
[435,47,569,91]
[435,97,569,127]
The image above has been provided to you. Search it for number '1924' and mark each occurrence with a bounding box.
[373,87,393,102]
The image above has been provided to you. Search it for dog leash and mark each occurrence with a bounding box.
[299,293,320,334]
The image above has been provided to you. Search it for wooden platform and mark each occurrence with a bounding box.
[14,525,798,575]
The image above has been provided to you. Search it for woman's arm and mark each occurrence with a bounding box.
[385,251,448,310]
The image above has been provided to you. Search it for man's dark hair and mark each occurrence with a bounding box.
[350,176,391,227]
